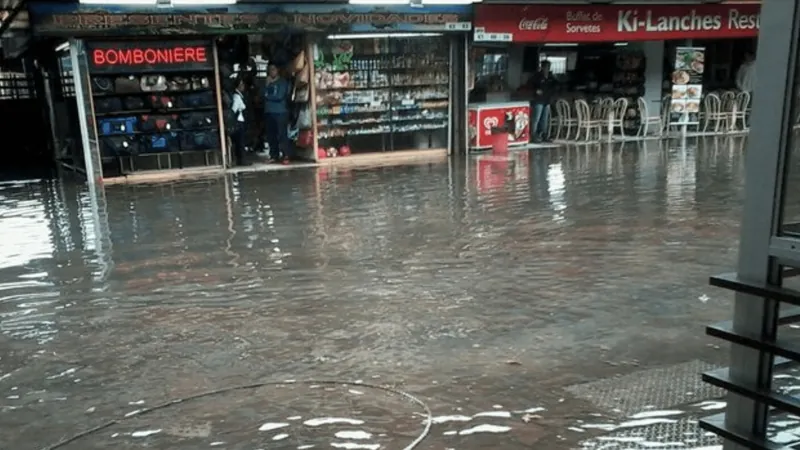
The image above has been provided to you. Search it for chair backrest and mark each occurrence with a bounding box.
[556,99,572,119]
[613,98,629,120]
[575,99,592,123]
[704,93,722,114]
[735,91,751,111]
[721,91,735,102]
[599,97,614,120]
[722,92,737,112]
[637,97,648,118]
[661,94,671,128]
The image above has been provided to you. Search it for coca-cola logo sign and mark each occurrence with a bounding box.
[483,116,499,131]
[519,17,548,31]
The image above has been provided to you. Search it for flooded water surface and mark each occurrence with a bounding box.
[0,137,765,449]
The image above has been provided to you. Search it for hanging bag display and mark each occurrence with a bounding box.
[296,129,313,148]
[296,106,311,129]
[139,114,179,132]
[114,76,142,94]
[291,50,306,75]
[176,91,215,108]
[191,76,210,90]
[178,112,216,130]
[98,116,138,135]
[94,97,123,114]
[147,94,174,110]
[123,96,145,110]
[168,76,192,92]
[140,75,168,92]
[101,135,140,157]
[142,132,179,153]
[92,77,114,94]
[180,130,220,151]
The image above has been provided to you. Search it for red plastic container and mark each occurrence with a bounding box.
[491,131,509,155]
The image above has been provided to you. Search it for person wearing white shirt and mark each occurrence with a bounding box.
[231,78,249,166]
[735,52,756,94]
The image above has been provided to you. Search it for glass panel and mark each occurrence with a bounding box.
[71,40,103,181]
[780,32,800,235]
[314,34,450,156]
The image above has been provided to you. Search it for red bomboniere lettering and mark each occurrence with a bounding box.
[92,46,208,66]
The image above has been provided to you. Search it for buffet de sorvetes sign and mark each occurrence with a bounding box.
[28,3,471,36]
[87,41,214,73]
[474,3,760,43]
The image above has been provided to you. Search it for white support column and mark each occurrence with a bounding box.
[640,40,665,115]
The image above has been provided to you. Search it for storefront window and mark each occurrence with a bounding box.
[313,34,450,156]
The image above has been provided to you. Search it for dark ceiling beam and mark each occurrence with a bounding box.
[0,0,27,39]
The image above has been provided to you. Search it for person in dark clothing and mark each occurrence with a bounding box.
[530,60,558,143]
[262,63,292,164]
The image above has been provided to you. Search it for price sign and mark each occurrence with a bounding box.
[474,29,513,42]
[445,22,472,31]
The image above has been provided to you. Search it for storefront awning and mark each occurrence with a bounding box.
[28,2,473,36]
[473,3,761,44]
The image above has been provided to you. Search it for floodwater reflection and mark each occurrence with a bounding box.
[0,136,765,449]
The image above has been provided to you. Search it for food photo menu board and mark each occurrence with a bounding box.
[670,46,704,125]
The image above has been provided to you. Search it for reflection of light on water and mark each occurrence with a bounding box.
[547,163,567,223]
[666,149,697,218]
[0,197,53,270]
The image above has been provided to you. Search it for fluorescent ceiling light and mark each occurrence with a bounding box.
[349,0,478,4]
[544,43,579,47]
[172,0,237,4]
[54,41,69,52]
[614,42,628,47]
[80,0,236,4]
[328,32,442,39]
[80,0,156,4]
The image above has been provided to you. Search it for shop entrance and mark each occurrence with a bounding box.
[217,33,313,166]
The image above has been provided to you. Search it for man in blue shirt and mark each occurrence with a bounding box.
[263,63,292,163]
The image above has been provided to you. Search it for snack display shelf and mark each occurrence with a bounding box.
[314,36,450,154]
[318,123,448,139]
[321,83,448,90]
[319,114,448,127]
[317,103,448,117]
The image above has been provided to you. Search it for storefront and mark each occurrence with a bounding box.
[28,3,472,181]
[469,2,760,146]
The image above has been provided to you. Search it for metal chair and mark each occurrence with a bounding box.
[637,96,662,138]
[733,91,751,131]
[721,91,737,132]
[554,99,578,140]
[610,97,629,139]
[702,93,730,133]
[661,94,672,134]
[574,99,604,143]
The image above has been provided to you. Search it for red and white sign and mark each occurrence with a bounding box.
[474,3,760,43]
[468,102,530,149]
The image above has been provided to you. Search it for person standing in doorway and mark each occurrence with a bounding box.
[263,63,292,164]
[231,78,250,166]
[735,51,756,94]
[530,60,557,143]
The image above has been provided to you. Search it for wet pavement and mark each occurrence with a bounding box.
[0,135,785,449]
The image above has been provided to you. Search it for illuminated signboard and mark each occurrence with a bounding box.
[87,41,213,73]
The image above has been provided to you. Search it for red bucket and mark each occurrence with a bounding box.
[491,131,509,155]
